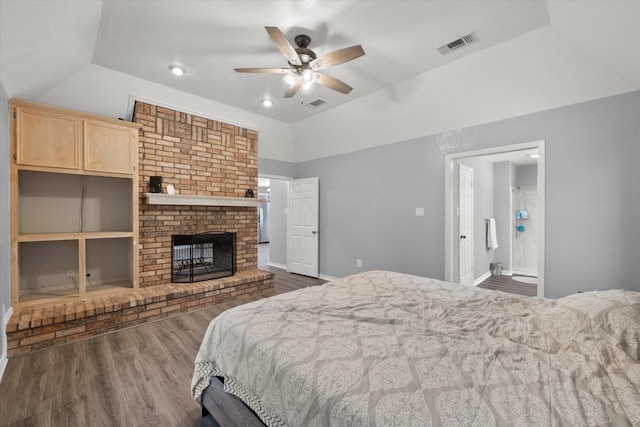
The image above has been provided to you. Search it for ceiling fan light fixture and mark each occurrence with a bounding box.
[301,68,315,83]
[301,68,316,92]
[283,72,297,87]
[302,80,314,93]
[168,65,186,76]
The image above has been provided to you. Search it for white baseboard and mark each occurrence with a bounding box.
[267,262,287,270]
[512,270,536,277]
[268,263,337,282]
[473,271,492,286]
[0,306,12,383]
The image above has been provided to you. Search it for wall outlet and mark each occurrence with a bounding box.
[415,207,425,217]
[356,259,362,268]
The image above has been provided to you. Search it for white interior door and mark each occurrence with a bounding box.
[287,177,319,277]
[459,164,474,286]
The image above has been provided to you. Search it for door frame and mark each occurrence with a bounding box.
[444,140,546,297]
[458,164,474,286]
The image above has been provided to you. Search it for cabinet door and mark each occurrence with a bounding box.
[16,107,79,169]
[84,121,135,174]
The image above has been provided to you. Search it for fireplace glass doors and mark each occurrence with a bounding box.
[171,232,236,283]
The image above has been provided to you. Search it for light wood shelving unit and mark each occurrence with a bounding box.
[10,99,141,307]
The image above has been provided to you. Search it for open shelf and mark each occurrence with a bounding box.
[17,231,134,242]
[86,237,134,291]
[19,170,132,234]
[18,240,80,303]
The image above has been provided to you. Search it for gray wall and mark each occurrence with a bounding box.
[295,90,640,298]
[258,157,296,178]
[295,137,443,279]
[515,164,538,187]
[1,84,10,365]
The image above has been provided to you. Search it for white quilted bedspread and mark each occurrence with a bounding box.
[192,270,640,426]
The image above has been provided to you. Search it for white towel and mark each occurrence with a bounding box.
[487,218,499,250]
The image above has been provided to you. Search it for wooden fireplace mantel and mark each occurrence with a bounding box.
[144,193,259,207]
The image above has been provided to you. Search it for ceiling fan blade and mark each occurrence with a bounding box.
[234,67,291,74]
[285,80,302,98]
[315,72,353,94]
[310,45,365,71]
[265,26,302,66]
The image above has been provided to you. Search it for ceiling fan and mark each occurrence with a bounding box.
[235,26,365,99]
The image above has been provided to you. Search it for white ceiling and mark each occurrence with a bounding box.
[0,1,638,126]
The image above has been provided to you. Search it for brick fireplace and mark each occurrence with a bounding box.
[6,102,275,357]
[135,102,259,286]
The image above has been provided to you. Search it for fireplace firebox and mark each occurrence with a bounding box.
[171,232,236,283]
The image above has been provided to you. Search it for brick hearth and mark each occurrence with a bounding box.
[7,269,274,357]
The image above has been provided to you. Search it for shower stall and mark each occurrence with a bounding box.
[512,187,538,276]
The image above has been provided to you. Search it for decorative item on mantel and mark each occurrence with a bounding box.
[150,176,162,193]
[245,189,255,198]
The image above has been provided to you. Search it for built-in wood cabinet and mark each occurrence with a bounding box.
[84,120,136,174]
[15,106,79,170]
[9,99,141,306]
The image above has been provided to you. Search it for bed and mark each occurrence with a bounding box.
[191,270,640,426]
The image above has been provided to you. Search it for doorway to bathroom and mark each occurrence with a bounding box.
[444,140,545,297]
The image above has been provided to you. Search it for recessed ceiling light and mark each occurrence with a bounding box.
[262,99,274,107]
[168,65,185,76]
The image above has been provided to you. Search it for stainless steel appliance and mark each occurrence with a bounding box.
[258,197,270,243]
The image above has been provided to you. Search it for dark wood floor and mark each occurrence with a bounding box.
[477,274,537,297]
[0,265,325,427]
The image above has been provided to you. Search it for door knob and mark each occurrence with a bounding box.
[312,230,317,234]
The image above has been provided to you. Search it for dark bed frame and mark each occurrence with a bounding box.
[198,377,266,427]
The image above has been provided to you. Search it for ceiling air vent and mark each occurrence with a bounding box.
[436,32,477,55]
[305,99,327,109]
